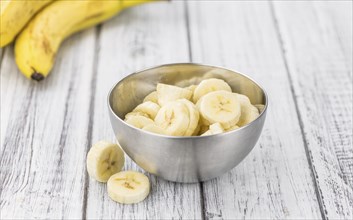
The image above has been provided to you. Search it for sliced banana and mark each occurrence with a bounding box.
[236,93,251,106]
[156,83,192,106]
[177,99,200,136]
[198,124,209,135]
[86,141,125,182]
[143,91,158,104]
[197,91,241,129]
[192,122,201,136]
[125,111,150,120]
[132,101,160,120]
[107,171,150,204]
[201,123,225,136]
[237,104,259,127]
[254,104,265,113]
[185,84,197,93]
[193,78,232,102]
[154,101,190,136]
[226,124,240,132]
[142,124,166,135]
[125,115,154,129]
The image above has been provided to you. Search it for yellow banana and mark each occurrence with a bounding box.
[15,0,156,81]
[0,0,53,47]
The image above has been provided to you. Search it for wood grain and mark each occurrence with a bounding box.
[272,1,353,219]
[84,2,202,219]
[1,1,351,219]
[186,1,322,219]
[0,29,98,219]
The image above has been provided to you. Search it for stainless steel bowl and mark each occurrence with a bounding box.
[108,63,268,183]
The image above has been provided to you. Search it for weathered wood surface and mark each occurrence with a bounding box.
[0,1,352,219]
[84,2,202,219]
[1,29,97,218]
[272,1,353,219]
[187,1,322,219]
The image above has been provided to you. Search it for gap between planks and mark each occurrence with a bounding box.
[269,2,327,219]
[81,24,102,220]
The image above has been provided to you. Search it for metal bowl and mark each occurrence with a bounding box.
[107,63,268,183]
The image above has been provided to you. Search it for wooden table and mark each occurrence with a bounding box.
[1,1,352,219]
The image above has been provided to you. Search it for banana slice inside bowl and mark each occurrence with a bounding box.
[197,90,241,129]
[125,115,154,129]
[132,101,160,120]
[154,101,190,136]
[143,91,158,104]
[86,141,125,182]
[107,171,150,204]
[193,78,232,103]
[157,83,192,106]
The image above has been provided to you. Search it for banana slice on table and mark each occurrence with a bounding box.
[156,83,192,106]
[177,99,200,136]
[193,78,232,102]
[143,91,158,104]
[107,171,150,204]
[237,104,259,127]
[154,101,190,136]
[142,124,166,135]
[201,123,225,136]
[197,91,241,129]
[132,101,160,120]
[86,141,125,182]
[125,115,154,129]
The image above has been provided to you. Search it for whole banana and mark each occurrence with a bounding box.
[15,0,155,81]
[0,0,53,47]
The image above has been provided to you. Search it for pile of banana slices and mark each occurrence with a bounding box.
[125,78,263,136]
[86,141,150,204]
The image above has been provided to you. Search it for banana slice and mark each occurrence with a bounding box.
[156,83,192,106]
[185,84,197,93]
[143,91,158,104]
[125,111,150,120]
[177,99,200,136]
[254,104,265,113]
[125,115,154,129]
[107,171,150,204]
[192,122,201,136]
[198,124,209,135]
[236,93,251,105]
[132,101,160,120]
[193,78,232,102]
[142,124,166,135]
[154,101,190,136]
[197,91,241,129]
[226,124,240,132]
[86,141,125,182]
[237,104,259,127]
[201,123,225,136]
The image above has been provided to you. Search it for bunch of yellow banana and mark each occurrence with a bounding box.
[0,0,156,81]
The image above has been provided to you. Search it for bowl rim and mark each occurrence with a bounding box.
[107,62,268,139]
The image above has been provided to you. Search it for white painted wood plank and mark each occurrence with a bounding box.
[272,2,353,219]
[314,1,352,71]
[85,2,202,219]
[0,29,98,218]
[187,1,322,219]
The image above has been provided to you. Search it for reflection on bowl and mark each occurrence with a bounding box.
[108,63,268,183]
